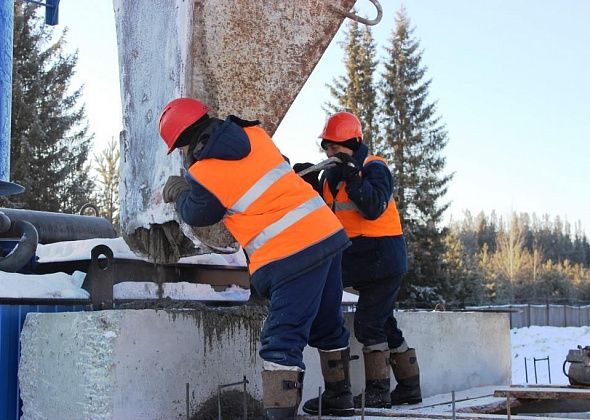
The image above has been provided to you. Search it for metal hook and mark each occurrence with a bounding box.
[79,202,100,217]
[330,0,383,26]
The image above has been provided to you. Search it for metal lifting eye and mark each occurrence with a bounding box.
[330,0,383,26]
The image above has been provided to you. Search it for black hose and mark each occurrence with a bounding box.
[0,219,39,272]
[0,208,116,244]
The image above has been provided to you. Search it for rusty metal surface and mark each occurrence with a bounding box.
[114,0,356,262]
[190,0,356,134]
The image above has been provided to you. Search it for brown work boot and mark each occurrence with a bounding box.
[390,348,422,405]
[302,348,354,417]
[354,349,392,408]
[262,369,304,419]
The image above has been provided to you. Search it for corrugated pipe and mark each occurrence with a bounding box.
[0,211,39,272]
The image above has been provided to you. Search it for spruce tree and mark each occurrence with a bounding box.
[325,18,379,152]
[379,7,453,297]
[7,3,94,213]
[93,137,120,231]
[441,229,485,307]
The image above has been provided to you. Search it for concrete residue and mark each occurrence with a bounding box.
[124,221,200,264]
[118,300,267,361]
[192,389,263,420]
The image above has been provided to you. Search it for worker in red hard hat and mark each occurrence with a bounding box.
[297,111,422,413]
[159,98,353,419]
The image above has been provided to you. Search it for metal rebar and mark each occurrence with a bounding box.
[524,357,529,383]
[451,390,456,420]
[534,357,538,384]
[217,386,222,420]
[507,391,511,419]
[186,383,190,420]
[361,388,365,419]
[318,386,322,420]
[217,377,249,420]
[243,375,247,420]
[547,356,552,384]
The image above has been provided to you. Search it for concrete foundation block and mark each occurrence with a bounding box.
[19,308,510,419]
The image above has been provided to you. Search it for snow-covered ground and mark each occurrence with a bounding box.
[511,325,590,385]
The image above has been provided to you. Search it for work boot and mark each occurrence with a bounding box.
[262,369,304,419]
[302,347,354,417]
[390,348,422,405]
[354,349,391,408]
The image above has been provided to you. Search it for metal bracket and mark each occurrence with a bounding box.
[85,244,115,310]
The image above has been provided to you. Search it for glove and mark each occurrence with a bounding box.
[162,175,190,203]
[334,152,359,180]
[293,162,319,191]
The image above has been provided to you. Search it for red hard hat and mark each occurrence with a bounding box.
[319,112,363,142]
[159,98,210,153]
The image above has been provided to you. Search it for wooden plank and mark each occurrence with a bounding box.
[494,386,590,400]
[455,396,518,413]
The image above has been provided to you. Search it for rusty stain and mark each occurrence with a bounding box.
[189,0,355,134]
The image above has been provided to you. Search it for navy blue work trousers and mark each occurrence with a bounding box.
[255,252,350,370]
[353,274,405,350]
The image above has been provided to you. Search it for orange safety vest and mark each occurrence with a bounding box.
[322,155,403,238]
[189,125,343,273]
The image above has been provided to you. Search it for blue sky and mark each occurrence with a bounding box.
[57,0,589,233]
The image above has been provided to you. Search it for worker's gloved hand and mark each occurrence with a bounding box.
[334,152,359,181]
[162,175,190,203]
[293,162,319,192]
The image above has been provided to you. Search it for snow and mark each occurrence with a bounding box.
[511,325,590,385]
[0,271,89,299]
[36,238,141,263]
[35,237,247,266]
[3,238,358,302]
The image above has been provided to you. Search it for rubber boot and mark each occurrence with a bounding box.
[262,369,304,419]
[390,348,422,405]
[354,349,391,408]
[302,348,354,417]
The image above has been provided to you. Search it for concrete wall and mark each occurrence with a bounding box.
[19,308,510,419]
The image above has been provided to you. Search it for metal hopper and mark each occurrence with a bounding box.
[113,0,380,263]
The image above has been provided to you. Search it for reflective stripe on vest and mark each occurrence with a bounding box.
[332,194,395,212]
[188,125,343,273]
[323,155,403,238]
[245,196,325,255]
[230,161,292,214]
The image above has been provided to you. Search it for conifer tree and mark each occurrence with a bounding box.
[379,7,452,294]
[325,18,379,152]
[7,3,94,213]
[440,229,485,307]
[94,138,120,231]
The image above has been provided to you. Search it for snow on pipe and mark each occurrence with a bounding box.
[0,211,39,272]
[0,208,116,244]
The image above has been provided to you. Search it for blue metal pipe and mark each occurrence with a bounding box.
[0,0,14,182]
